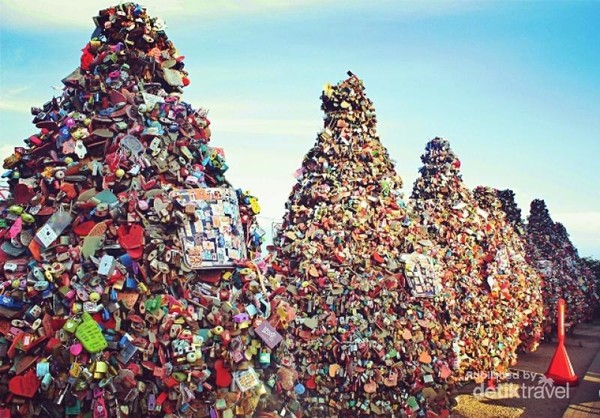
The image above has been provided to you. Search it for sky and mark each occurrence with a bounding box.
[0,0,598,257]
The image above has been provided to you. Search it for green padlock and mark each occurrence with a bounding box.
[65,398,81,415]
[63,317,82,334]
[75,312,107,353]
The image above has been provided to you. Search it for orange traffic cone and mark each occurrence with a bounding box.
[545,298,579,386]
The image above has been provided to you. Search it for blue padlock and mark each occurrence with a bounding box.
[36,362,50,378]
[102,308,110,322]
[124,276,137,290]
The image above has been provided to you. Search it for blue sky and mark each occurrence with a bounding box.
[0,0,599,257]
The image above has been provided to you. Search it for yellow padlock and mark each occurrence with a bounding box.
[95,361,108,373]
[249,197,260,215]
[138,282,148,293]
[70,363,82,378]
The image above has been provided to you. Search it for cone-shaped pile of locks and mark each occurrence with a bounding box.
[551,222,599,319]
[579,261,600,320]
[258,73,456,417]
[526,200,584,336]
[0,3,278,417]
[472,186,543,352]
[496,189,524,235]
[410,138,527,380]
[495,190,560,339]
[526,200,598,336]
[499,192,598,335]
[554,222,600,319]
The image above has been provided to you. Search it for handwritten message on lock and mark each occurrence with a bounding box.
[255,321,282,349]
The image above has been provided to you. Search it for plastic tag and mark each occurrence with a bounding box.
[98,254,115,276]
[95,190,119,204]
[93,398,108,418]
[142,91,164,110]
[74,140,87,159]
[120,135,145,158]
[62,139,76,155]
[233,368,259,392]
[255,321,282,349]
[8,218,22,240]
[35,210,73,249]
[75,312,108,353]
[8,369,40,398]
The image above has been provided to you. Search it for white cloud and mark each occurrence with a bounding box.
[2,86,32,96]
[0,98,33,114]
[0,85,43,114]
